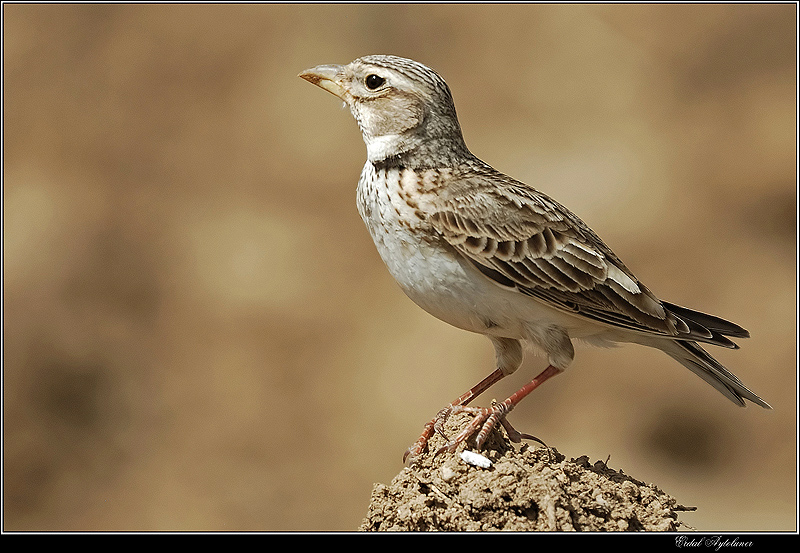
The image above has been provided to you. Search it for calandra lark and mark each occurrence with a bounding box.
[299,55,771,464]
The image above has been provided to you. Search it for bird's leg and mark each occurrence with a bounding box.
[435,364,562,456]
[403,368,506,465]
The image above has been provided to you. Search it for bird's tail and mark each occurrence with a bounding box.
[662,301,750,348]
[655,339,771,409]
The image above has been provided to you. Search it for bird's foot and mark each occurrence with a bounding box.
[434,400,547,455]
[403,405,450,465]
[403,401,546,465]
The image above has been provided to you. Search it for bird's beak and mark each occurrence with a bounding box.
[298,64,346,100]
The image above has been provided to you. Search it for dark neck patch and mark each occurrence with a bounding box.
[371,154,407,172]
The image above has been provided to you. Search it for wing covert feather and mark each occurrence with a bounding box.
[429,173,675,336]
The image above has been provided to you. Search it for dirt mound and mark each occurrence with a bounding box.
[361,413,693,531]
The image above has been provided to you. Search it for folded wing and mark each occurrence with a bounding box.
[431,173,744,349]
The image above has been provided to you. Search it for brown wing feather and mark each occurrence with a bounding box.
[429,168,736,345]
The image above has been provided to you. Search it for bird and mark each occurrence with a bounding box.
[298,55,771,464]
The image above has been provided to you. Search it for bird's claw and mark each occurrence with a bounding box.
[404,400,546,465]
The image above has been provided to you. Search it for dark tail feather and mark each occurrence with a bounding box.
[660,340,771,409]
[664,301,751,340]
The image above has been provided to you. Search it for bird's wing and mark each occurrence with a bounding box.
[430,172,737,347]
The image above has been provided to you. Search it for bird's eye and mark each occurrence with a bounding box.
[365,74,385,90]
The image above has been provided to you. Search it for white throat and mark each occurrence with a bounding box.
[365,133,413,162]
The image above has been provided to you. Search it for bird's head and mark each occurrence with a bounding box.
[299,55,468,164]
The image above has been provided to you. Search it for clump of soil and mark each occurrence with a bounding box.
[360,413,693,531]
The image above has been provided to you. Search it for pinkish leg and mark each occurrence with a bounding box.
[403,368,506,464]
[435,364,561,456]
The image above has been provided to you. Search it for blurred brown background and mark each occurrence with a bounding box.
[3,4,796,531]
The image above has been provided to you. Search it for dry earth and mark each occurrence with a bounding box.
[361,412,694,532]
